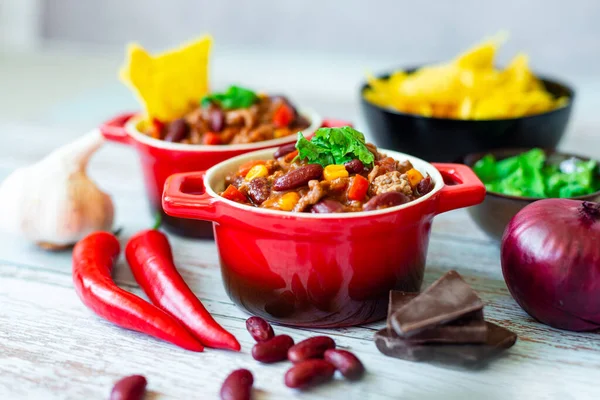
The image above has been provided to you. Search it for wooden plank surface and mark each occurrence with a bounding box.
[1,117,599,400]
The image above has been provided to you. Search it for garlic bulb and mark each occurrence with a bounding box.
[0,130,114,249]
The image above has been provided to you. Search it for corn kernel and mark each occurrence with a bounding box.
[274,128,291,138]
[406,168,424,187]
[278,192,300,211]
[245,164,269,181]
[323,164,349,181]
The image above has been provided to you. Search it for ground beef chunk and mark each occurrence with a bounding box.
[368,165,380,183]
[396,160,414,174]
[293,180,329,212]
[370,171,413,197]
[225,106,258,128]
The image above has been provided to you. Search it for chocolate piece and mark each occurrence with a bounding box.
[390,271,484,337]
[374,322,517,365]
[387,291,487,344]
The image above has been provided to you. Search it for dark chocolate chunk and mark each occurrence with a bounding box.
[387,290,487,344]
[390,271,484,337]
[374,322,517,365]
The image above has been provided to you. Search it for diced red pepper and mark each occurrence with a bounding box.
[148,118,164,139]
[203,132,222,145]
[284,150,299,162]
[347,175,369,202]
[273,104,294,128]
[238,160,267,177]
[221,185,247,203]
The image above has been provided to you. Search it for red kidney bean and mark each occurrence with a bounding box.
[324,349,365,381]
[363,192,410,211]
[273,164,323,191]
[246,316,275,342]
[109,375,147,400]
[209,107,225,132]
[344,159,364,174]
[311,199,344,214]
[288,336,336,363]
[164,118,189,142]
[220,369,253,400]
[417,176,433,196]
[247,177,271,205]
[251,334,294,363]
[284,359,336,389]
[273,142,297,159]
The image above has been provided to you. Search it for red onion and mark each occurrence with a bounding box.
[501,199,600,331]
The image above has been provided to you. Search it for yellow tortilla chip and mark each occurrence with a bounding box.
[363,31,568,119]
[120,35,212,122]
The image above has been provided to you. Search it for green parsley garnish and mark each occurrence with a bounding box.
[201,85,258,110]
[473,148,600,198]
[295,126,375,167]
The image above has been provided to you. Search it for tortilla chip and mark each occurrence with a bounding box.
[120,35,212,122]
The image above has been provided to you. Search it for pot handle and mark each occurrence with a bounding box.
[162,171,219,222]
[433,163,486,215]
[99,112,136,144]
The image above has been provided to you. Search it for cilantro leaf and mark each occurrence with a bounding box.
[294,127,375,168]
[201,85,258,110]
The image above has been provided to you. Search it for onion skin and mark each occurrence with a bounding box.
[501,199,600,332]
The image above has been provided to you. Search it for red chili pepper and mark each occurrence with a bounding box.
[273,104,294,128]
[348,174,369,201]
[72,232,203,351]
[203,132,222,145]
[125,230,241,351]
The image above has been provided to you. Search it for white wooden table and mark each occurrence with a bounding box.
[1,121,599,400]
[1,51,600,399]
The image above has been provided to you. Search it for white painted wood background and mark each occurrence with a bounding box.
[1,52,600,400]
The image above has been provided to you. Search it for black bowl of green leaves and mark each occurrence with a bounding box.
[464,148,600,241]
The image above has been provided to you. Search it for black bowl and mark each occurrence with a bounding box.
[360,69,575,163]
[463,148,600,242]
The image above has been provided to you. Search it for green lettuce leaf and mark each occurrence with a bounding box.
[472,148,600,198]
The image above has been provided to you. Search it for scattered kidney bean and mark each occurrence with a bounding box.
[273,142,297,159]
[311,199,344,214]
[247,178,271,205]
[164,118,189,142]
[246,316,275,342]
[109,375,147,400]
[363,192,410,211]
[284,359,336,389]
[209,107,225,132]
[324,349,365,381]
[220,369,253,400]
[274,164,324,191]
[251,334,295,363]
[344,159,364,174]
[288,336,336,363]
[417,176,434,196]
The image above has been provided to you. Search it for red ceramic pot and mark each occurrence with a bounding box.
[162,149,486,327]
[99,111,321,238]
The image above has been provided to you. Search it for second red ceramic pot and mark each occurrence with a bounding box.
[162,149,485,327]
[99,111,321,238]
